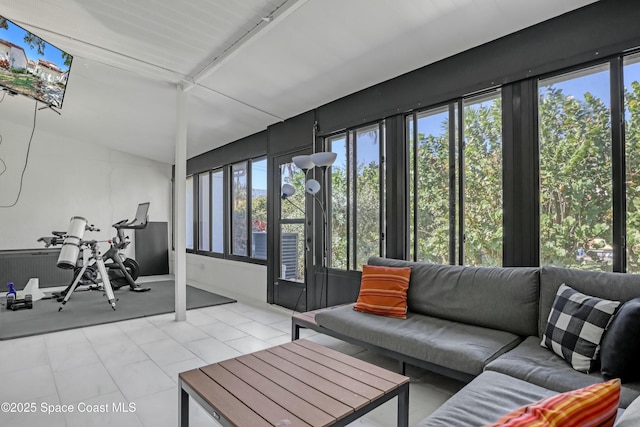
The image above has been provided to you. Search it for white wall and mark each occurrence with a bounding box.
[0,117,172,252]
[181,253,267,303]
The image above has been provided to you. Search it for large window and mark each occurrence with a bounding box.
[186,176,194,250]
[211,169,224,253]
[251,158,268,259]
[198,172,210,251]
[539,65,612,271]
[187,157,266,263]
[625,54,640,273]
[408,105,455,264]
[463,92,503,266]
[408,90,502,267]
[329,123,385,271]
[231,161,248,256]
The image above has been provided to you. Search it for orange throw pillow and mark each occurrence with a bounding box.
[485,379,621,427]
[353,265,411,319]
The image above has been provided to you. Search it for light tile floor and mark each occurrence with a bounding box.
[0,282,464,427]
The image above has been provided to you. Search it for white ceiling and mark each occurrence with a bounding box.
[0,0,597,164]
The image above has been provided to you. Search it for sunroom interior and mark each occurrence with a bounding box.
[1,0,640,426]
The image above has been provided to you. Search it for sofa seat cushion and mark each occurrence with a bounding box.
[315,304,521,376]
[417,371,558,426]
[485,336,640,408]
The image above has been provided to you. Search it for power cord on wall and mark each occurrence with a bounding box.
[0,101,39,208]
[0,134,7,177]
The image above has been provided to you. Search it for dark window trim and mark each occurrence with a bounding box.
[210,168,225,255]
[611,56,626,272]
[407,89,504,267]
[327,121,385,271]
[250,156,268,261]
[186,156,268,266]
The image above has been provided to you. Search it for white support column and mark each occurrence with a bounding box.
[174,84,188,321]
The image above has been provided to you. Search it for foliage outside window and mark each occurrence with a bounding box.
[211,170,224,253]
[198,172,210,251]
[330,135,348,270]
[251,158,268,259]
[463,92,503,267]
[409,106,454,264]
[408,91,502,267]
[186,176,194,250]
[539,65,613,271]
[330,123,384,271]
[625,54,640,273]
[231,161,248,256]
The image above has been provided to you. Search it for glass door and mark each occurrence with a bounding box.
[274,150,310,310]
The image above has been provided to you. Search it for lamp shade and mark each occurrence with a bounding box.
[281,183,296,199]
[310,152,337,167]
[292,155,314,170]
[305,179,321,195]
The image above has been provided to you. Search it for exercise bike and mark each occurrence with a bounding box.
[101,202,151,293]
[38,203,151,301]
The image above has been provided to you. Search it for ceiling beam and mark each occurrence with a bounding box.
[183,0,309,91]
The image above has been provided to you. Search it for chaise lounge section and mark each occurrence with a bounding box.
[294,257,640,425]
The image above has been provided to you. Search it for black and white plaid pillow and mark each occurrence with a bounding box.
[541,284,620,373]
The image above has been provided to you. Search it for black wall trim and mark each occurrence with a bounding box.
[268,111,315,156]
[502,80,539,267]
[187,130,267,175]
[611,56,626,272]
[315,0,640,134]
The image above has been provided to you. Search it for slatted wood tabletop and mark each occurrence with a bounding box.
[179,338,410,427]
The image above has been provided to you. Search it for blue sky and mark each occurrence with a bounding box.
[0,17,70,71]
[414,61,640,139]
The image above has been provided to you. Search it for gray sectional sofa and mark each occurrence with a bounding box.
[304,257,640,425]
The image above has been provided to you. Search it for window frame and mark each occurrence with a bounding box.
[326,120,386,271]
[187,156,268,265]
[536,61,616,272]
[407,88,503,267]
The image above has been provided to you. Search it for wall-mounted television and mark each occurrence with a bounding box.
[0,15,72,109]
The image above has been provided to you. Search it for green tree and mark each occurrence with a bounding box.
[539,86,612,271]
[328,79,640,272]
[625,81,640,272]
[411,99,502,267]
[330,130,381,270]
[24,32,45,56]
[463,98,503,266]
[0,17,8,30]
[412,119,450,264]
[62,52,72,68]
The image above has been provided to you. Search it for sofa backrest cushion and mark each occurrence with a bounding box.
[539,266,640,337]
[367,257,540,336]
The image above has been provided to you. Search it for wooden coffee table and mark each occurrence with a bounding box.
[178,339,410,427]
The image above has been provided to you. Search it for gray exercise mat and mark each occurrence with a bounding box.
[0,280,235,340]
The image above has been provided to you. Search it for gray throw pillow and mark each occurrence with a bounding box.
[600,297,640,382]
[541,284,619,373]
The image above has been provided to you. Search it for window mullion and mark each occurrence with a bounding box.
[611,56,626,272]
[457,100,465,266]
